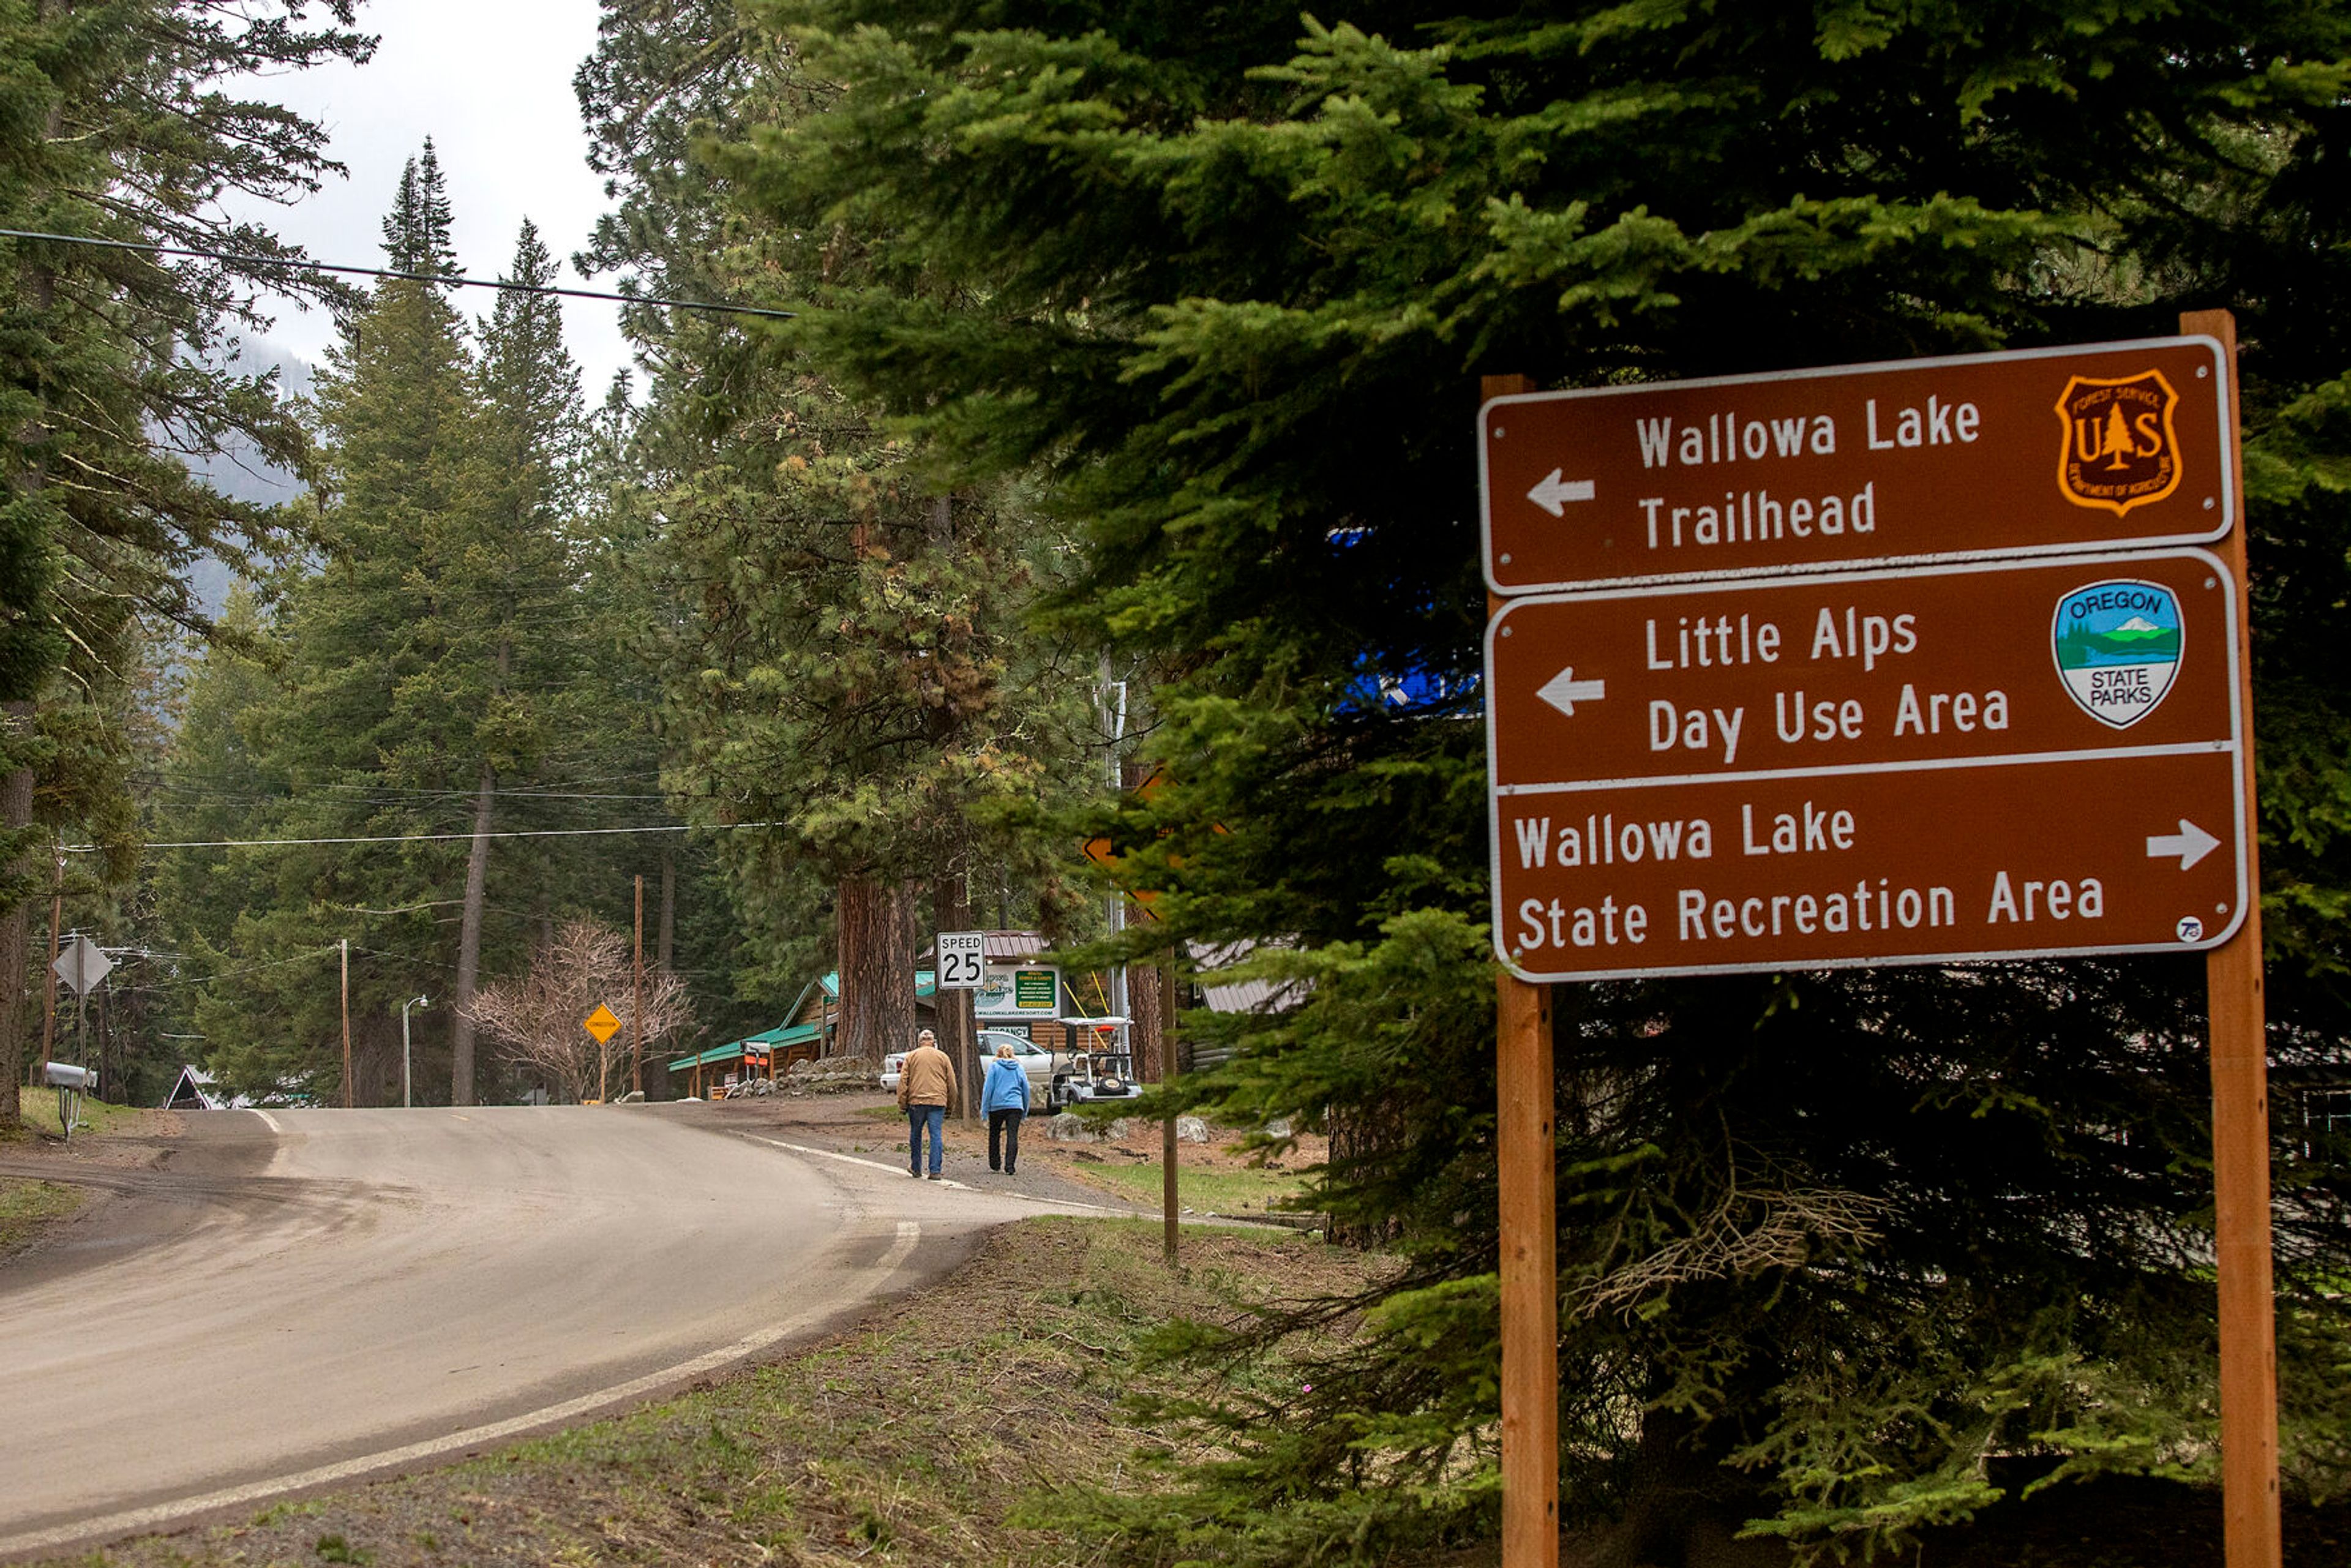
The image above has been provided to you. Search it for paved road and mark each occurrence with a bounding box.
[0,1105,1087,1559]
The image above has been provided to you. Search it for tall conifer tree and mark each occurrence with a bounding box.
[0,0,372,1123]
[163,168,605,1106]
[577,4,1091,1062]
[722,1,2351,1558]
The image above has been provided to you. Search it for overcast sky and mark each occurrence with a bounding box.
[225,0,635,398]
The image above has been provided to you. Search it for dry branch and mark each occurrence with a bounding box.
[465,919,694,1101]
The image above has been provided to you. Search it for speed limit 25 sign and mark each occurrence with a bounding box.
[936,931,986,989]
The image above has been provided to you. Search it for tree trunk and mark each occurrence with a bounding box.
[835,874,915,1063]
[1590,1406,1790,1568]
[0,704,34,1130]
[449,762,494,1106]
[1,7,67,1127]
[1130,959,1166,1082]
[938,858,978,1119]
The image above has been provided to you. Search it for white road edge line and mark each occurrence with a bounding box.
[249,1108,288,1177]
[0,1221,923,1559]
[744,1135,1136,1215]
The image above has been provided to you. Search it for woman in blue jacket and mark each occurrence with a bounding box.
[981,1041,1032,1175]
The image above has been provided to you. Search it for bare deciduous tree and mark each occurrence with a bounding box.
[465,920,693,1103]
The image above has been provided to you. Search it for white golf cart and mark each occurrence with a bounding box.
[1048,1016,1145,1111]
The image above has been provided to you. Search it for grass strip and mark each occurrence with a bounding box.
[1060,1156,1308,1215]
[0,1178,84,1257]
[9,1084,144,1141]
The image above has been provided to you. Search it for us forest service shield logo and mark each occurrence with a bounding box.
[2052,579,2183,729]
[2056,369,2183,516]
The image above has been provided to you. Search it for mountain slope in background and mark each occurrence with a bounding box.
[178,339,313,617]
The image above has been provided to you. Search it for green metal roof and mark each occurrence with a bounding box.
[666,1017,833,1072]
[670,970,937,1073]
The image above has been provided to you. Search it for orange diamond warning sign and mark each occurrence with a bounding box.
[582,1003,621,1044]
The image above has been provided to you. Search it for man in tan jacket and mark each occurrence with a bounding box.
[896,1029,958,1180]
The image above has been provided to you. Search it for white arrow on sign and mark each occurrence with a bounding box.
[2145,819,2222,871]
[1526,468,1595,517]
[1536,666,1607,717]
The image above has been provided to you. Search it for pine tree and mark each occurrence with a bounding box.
[379,138,460,280]
[0,0,370,1127]
[160,161,607,1107]
[578,3,1093,1071]
[2105,400,2135,471]
[724,1,2351,1559]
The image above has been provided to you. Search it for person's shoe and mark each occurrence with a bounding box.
[1005,1166,1016,1176]
[909,1168,921,1179]
[926,1171,942,1180]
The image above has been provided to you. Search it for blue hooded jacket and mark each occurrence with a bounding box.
[981,1055,1031,1114]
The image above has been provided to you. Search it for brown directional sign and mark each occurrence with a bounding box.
[1481,337,2232,595]
[1485,550,2245,980]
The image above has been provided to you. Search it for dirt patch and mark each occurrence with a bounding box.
[0,1089,180,1261]
[59,1215,1374,1568]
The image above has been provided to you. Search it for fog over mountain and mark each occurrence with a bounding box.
[179,338,313,617]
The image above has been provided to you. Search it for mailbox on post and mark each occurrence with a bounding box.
[43,1060,95,1144]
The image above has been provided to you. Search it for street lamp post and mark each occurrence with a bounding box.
[401,995,429,1108]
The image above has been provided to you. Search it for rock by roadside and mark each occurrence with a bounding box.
[774,1056,881,1096]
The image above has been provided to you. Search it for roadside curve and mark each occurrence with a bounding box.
[0,1107,956,1561]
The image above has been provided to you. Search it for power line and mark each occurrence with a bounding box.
[0,227,798,321]
[68,820,779,852]
[113,944,343,993]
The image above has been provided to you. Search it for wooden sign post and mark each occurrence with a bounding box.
[2183,309,2279,1568]
[1481,320,2277,1567]
[1486,372,1559,1568]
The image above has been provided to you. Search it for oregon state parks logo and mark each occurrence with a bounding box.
[2052,580,2182,729]
[2056,369,2183,516]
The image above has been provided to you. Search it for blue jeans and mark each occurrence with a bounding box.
[907,1104,946,1175]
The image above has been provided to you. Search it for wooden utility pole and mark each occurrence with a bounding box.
[2182,309,2280,1568]
[1486,370,1558,1568]
[339,937,351,1109]
[39,862,58,1081]
[632,874,646,1097]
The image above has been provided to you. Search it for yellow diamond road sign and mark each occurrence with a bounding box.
[583,1003,621,1044]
